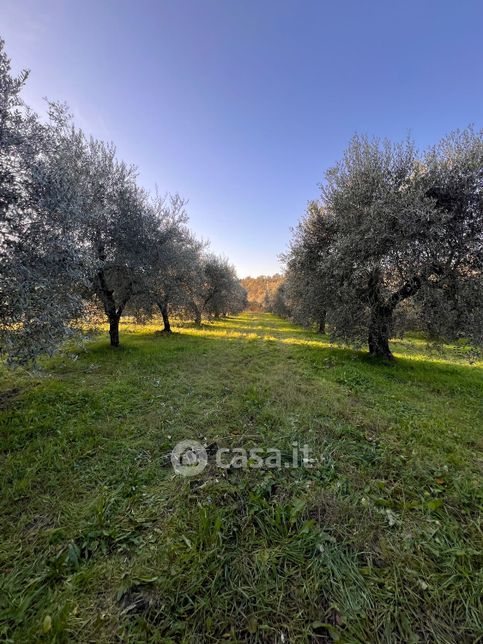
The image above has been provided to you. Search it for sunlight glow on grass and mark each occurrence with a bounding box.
[88,314,482,369]
[3,313,480,641]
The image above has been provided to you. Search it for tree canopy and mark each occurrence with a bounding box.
[282,132,482,359]
[0,39,245,362]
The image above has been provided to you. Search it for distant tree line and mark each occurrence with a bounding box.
[276,132,482,359]
[240,274,284,311]
[0,40,246,363]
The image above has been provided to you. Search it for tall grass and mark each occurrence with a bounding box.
[1,313,481,641]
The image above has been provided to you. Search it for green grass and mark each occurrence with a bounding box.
[1,313,482,642]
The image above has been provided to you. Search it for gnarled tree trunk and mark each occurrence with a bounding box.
[94,241,132,348]
[366,273,424,360]
[367,269,394,360]
[109,313,121,347]
[96,274,124,348]
[192,303,201,326]
[317,312,326,334]
[368,306,393,360]
[158,301,171,333]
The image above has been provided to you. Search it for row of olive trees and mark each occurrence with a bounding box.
[0,40,246,362]
[278,131,482,359]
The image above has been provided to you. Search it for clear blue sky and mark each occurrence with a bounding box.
[2,0,482,277]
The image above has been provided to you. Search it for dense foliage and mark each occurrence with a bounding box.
[0,40,246,362]
[240,274,284,310]
[282,133,483,358]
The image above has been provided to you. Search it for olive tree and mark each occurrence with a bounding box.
[283,201,334,333]
[414,130,483,347]
[133,194,205,332]
[32,119,161,349]
[0,37,250,360]
[270,283,291,319]
[199,254,246,319]
[177,254,245,324]
[229,281,249,315]
[286,130,482,359]
[0,41,86,362]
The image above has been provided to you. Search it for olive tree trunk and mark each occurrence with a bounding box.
[158,301,171,333]
[317,312,326,334]
[109,313,121,347]
[366,273,424,360]
[94,243,132,348]
[368,306,394,360]
[367,270,394,360]
[192,303,201,326]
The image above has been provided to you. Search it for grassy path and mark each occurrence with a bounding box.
[1,313,482,642]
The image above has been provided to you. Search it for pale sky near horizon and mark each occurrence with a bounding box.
[2,0,482,277]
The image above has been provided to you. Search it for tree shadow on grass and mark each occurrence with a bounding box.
[176,318,482,387]
[80,314,482,386]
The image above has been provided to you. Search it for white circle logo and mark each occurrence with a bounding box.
[171,440,208,476]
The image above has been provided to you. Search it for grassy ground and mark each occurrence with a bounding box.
[1,313,482,643]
